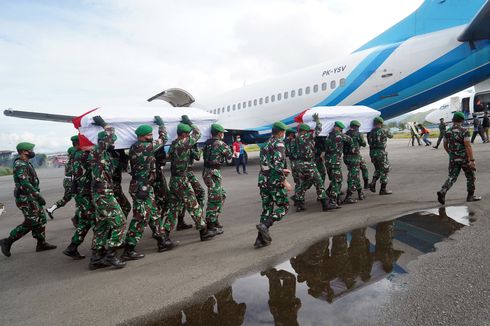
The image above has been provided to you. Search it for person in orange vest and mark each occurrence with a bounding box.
[418,124,432,146]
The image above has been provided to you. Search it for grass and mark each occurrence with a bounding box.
[0,167,13,176]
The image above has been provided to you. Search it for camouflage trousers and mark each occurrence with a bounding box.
[315,156,326,184]
[326,163,343,199]
[370,151,390,184]
[203,168,226,224]
[164,175,206,232]
[360,157,369,182]
[295,161,327,202]
[72,194,95,246]
[54,179,73,208]
[92,191,125,250]
[290,160,300,195]
[126,186,161,246]
[9,197,46,241]
[441,158,475,193]
[114,183,131,219]
[154,175,169,221]
[178,171,205,221]
[344,155,362,192]
[259,185,289,224]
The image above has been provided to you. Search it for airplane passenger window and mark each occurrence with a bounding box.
[233,104,237,111]
[322,82,327,91]
[330,80,336,89]
[254,99,257,106]
[242,102,246,108]
[291,90,296,97]
[259,98,263,105]
[237,103,240,110]
[284,91,288,99]
[313,85,318,93]
[248,100,252,107]
[265,96,269,104]
[227,106,230,112]
[271,95,275,102]
[340,78,346,87]
[305,87,310,95]
[277,93,282,101]
[298,88,302,96]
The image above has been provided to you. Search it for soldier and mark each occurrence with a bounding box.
[285,128,300,205]
[46,135,79,221]
[343,120,367,203]
[367,117,393,195]
[122,117,168,260]
[202,123,233,234]
[111,149,131,220]
[324,121,351,207]
[433,118,447,149]
[360,157,370,189]
[85,118,126,269]
[254,121,291,249]
[163,116,216,247]
[437,111,481,204]
[375,221,403,273]
[294,114,330,212]
[61,139,95,260]
[348,228,373,282]
[0,142,56,257]
[314,136,327,184]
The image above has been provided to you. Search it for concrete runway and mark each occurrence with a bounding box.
[0,139,488,325]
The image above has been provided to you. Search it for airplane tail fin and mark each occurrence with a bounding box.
[355,0,488,52]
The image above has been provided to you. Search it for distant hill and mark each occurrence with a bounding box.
[386,109,436,125]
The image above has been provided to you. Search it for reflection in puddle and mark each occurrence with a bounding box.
[0,203,4,217]
[154,206,471,325]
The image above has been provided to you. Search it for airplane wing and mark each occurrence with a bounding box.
[3,108,75,123]
[458,1,490,42]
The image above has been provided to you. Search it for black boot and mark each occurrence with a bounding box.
[369,178,377,193]
[208,221,224,235]
[176,216,193,231]
[291,195,298,207]
[321,198,330,211]
[437,188,447,205]
[200,227,217,241]
[466,191,482,202]
[157,232,174,252]
[36,240,57,252]
[121,243,145,260]
[326,197,340,210]
[343,191,357,204]
[103,248,126,269]
[379,183,393,195]
[0,237,14,257]
[215,221,224,234]
[363,179,369,190]
[296,201,306,212]
[89,249,109,270]
[256,217,274,243]
[358,189,365,200]
[63,242,85,260]
[253,232,270,249]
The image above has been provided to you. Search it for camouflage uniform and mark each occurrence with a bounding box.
[344,127,367,198]
[125,124,167,246]
[434,120,447,149]
[285,135,300,196]
[54,150,75,208]
[263,269,301,326]
[90,128,126,250]
[375,221,403,273]
[367,127,393,191]
[440,125,476,195]
[314,137,327,183]
[202,136,233,226]
[164,125,207,232]
[348,228,373,282]
[325,130,352,202]
[360,157,369,188]
[111,149,131,219]
[154,147,169,223]
[294,121,328,207]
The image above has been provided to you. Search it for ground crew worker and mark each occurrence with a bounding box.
[202,123,233,234]
[367,116,393,195]
[324,121,351,207]
[285,128,300,206]
[254,121,291,249]
[437,111,481,204]
[470,113,486,143]
[433,118,447,149]
[0,142,56,257]
[343,120,366,203]
[163,116,216,247]
[46,135,79,221]
[86,119,126,269]
[122,117,168,260]
[294,114,330,212]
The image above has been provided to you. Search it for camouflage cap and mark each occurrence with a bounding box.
[453,111,465,121]
[299,123,311,131]
[67,146,75,155]
[373,116,384,124]
[16,142,35,151]
[272,121,288,131]
[135,124,153,137]
[70,135,79,142]
[350,120,361,127]
[177,123,192,134]
[211,123,227,133]
[334,121,346,129]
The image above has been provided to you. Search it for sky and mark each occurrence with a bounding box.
[0,0,432,152]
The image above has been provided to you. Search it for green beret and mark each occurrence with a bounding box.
[135,124,153,137]
[350,120,361,127]
[287,127,296,133]
[177,123,192,134]
[16,142,35,151]
[299,124,311,131]
[334,121,345,129]
[373,116,384,124]
[211,123,227,133]
[70,135,79,142]
[272,121,288,131]
[67,147,75,155]
[98,131,107,140]
[453,111,465,121]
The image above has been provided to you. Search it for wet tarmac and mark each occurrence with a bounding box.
[151,206,471,326]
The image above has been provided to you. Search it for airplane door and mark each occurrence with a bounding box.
[372,67,400,98]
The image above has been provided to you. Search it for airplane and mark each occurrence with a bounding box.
[4,0,490,144]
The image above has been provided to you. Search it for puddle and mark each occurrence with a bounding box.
[153,206,471,325]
